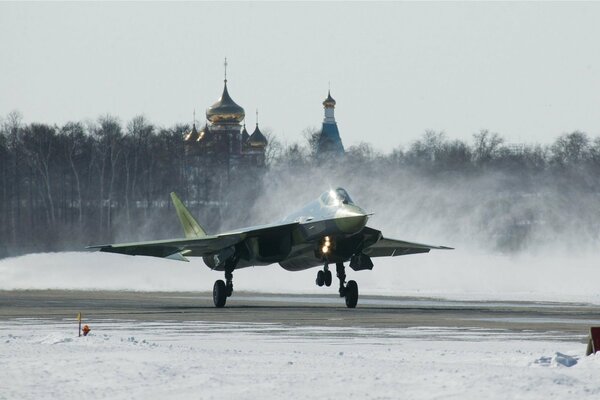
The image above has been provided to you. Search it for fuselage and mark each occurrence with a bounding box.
[203,188,370,271]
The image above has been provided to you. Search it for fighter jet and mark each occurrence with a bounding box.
[89,188,452,308]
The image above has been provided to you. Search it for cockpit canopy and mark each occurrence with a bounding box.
[320,187,354,206]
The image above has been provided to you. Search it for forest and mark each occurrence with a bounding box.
[1,110,599,258]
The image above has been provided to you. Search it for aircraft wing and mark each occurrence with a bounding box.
[362,228,453,258]
[87,221,299,261]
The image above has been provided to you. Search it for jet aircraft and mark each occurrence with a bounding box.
[89,188,452,308]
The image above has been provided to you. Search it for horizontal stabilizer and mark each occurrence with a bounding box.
[165,252,190,262]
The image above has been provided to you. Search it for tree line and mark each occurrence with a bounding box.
[1,110,600,257]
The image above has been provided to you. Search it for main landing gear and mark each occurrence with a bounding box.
[213,266,235,308]
[316,262,358,308]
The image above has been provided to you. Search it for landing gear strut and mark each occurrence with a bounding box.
[336,262,358,308]
[213,263,236,308]
[316,264,332,287]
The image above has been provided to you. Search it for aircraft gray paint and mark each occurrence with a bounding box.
[89,188,452,308]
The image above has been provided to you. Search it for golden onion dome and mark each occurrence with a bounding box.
[184,123,199,141]
[241,124,250,143]
[206,81,245,124]
[249,124,268,147]
[323,90,336,108]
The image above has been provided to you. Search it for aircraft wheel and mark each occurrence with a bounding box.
[344,280,358,308]
[324,270,332,287]
[316,270,325,287]
[213,280,227,308]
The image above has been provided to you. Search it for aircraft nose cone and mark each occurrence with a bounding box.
[335,205,369,234]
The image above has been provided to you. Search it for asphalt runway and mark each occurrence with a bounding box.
[0,290,598,339]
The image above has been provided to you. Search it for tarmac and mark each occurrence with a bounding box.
[1,290,599,340]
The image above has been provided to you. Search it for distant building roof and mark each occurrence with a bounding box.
[318,123,344,155]
[206,81,245,124]
[248,124,268,147]
[241,124,250,143]
[184,123,200,142]
[322,90,336,108]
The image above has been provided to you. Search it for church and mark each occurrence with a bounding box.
[184,63,346,168]
[316,90,345,159]
[184,72,268,168]
[181,67,346,227]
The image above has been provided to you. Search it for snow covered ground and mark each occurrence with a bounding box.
[1,318,599,400]
[2,251,600,398]
[2,250,600,304]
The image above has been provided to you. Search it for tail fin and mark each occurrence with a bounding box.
[170,192,207,238]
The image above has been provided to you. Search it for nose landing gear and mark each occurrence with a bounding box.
[315,264,332,287]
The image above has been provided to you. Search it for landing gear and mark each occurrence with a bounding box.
[225,268,234,297]
[336,262,359,308]
[213,280,227,308]
[345,280,358,308]
[324,265,332,287]
[316,265,333,287]
[213,262,236,308]
[336,262,346,297]
[316,270,325,286]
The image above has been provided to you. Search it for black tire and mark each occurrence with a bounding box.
[324,270,332,287]
[345,280,358,308]
[213,280,227,308]
[316,270,325,287]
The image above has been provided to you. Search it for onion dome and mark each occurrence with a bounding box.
[184,123,199,141]
[323,90,336,108]
[241,124,250,143]
[248,124,268,147]
[196,124,211,142]
[206,81,245,124]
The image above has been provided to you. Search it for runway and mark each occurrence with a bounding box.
[1,290,598,339]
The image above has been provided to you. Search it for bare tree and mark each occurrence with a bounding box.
[472,129,504,165]
[61,122,87,230]
[21,124,57,225]
[263,130,282,167]
[4,111,23,246]
[93,115,123,237]
[551,131,590,167]
[302,126,321,160]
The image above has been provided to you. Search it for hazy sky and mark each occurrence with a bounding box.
[1,2,599,151]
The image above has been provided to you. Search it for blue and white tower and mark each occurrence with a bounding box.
[316,91,345,159]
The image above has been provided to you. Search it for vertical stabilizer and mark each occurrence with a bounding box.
[170,192,207,238]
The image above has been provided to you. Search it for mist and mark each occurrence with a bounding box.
[3,161,600,303]
[1,114,599,301]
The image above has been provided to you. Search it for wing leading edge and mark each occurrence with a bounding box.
[88,191,300,261]
[87,221,300,261]
[361,227,453,258]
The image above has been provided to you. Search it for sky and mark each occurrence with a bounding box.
[1,2,599,151]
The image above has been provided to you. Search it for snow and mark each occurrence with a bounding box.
[1,319,599,400]
[2,250,600,398]
[2,250,600,304]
